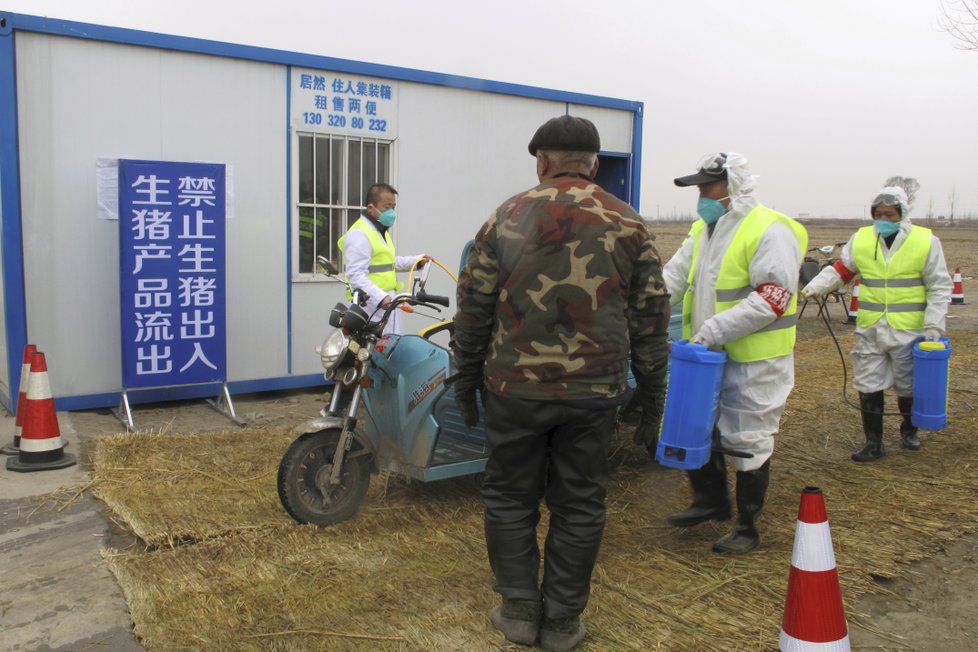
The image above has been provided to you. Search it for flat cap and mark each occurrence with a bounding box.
[528,115,601,156]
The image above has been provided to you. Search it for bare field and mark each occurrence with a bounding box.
[64,219,978,651]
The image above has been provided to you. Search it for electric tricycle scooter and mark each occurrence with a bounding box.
[277,252,685,527]
[277,257,488,526]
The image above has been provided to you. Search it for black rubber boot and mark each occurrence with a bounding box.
[898,396,921,451]
[667,451,731,527]
[489,598,541,645]
[852,391,886,462]
[713,460,770,554]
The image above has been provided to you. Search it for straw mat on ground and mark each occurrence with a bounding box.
[95,330,978,651]
[92,427,298,545]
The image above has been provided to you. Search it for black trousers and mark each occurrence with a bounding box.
[481,393,615,619]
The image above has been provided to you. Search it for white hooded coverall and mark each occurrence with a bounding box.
[663,156,802,472]
[802,213,951,396]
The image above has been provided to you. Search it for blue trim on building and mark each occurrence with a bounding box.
[0,22,28,411]
[54,374,331,411]
[4,13,642,112]
[285,67,293,375]
[630,106,644,210]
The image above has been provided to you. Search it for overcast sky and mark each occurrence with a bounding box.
[6,0,978,220]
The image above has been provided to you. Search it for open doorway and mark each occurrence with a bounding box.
[595,154,630,204]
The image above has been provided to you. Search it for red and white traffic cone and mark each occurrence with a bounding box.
[846,280,859,323]
[1,343,36,455]
[6,352,76,473]
[780,486,850,651]
[950,268,965,305]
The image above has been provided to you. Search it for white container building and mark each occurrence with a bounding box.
[0,11,644,412]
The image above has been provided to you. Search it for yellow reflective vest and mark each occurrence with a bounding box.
[681,205,808,362]
[298,212,323,241]
[852,224,930,330]
[337,216,402,299]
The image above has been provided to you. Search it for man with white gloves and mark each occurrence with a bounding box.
[663,152,807,554]
[801,179,951,461]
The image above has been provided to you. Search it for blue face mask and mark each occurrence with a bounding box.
[697,197,728,224]
[874,219,900,238]
[377,209,396,228]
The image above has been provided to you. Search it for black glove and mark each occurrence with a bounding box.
[450,350,486,429]
[455,387,481,429]
[631,362,667,459]
[633,395,664,458]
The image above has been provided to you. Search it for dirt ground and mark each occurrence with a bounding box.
[63,220,978,651]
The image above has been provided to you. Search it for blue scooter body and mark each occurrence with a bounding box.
[362,334,488,481]
[356,300,681,483]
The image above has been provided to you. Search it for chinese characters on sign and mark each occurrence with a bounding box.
[291,68,398,137]
[118,160,227,388]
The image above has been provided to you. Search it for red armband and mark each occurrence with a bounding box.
[832,259,856,284]
[756,283,792,317]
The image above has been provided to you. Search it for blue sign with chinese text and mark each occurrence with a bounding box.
[118,160,227,388]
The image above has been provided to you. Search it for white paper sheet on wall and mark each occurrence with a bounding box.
[96,157,235,220]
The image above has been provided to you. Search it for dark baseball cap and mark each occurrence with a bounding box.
[528,115,601,156]
[674,152,729,187]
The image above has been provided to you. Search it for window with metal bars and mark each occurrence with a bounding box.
[295,132,392,276]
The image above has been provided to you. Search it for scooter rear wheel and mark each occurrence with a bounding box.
[277,428,371,526]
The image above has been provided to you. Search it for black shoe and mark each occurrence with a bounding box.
[489,598,540,645]
[851,442,885,462]
[667,502,732,527]
[540,615,586,652]
[712,528,760,554]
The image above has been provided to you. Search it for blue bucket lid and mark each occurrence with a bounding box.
[670,339,727,364]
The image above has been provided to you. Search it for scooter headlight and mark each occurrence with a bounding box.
[320,330,351,371]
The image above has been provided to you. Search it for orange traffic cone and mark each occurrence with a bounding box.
[1,343,36,455]
[780,486,849,651]
[846,280,859,324]
[950,268,965,305]
[6,352,76,473]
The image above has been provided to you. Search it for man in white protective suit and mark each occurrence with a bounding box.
[801,178,951,462]
[662,152,807,554]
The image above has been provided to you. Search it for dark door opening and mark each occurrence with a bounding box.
[595,154,630,204]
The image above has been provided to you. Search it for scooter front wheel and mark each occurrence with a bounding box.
[277,428,371,526]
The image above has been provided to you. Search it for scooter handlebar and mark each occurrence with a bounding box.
[416,289,450,308]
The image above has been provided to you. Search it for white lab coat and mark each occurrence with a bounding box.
[663,198,802,471]
[802,220,952,395]
[342,216,425,335]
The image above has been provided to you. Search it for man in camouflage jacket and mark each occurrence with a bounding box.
[452,115,670,651]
